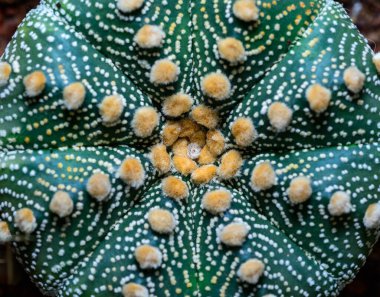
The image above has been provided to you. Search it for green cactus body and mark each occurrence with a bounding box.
[0,0,379,296]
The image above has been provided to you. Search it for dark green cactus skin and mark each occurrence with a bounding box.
[0,0,379,296]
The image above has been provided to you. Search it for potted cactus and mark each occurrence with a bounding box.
[0,0,380,296]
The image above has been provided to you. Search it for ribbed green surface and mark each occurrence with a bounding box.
[0,0,379,296]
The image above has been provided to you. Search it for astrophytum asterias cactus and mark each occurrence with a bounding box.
[0,0,380,296]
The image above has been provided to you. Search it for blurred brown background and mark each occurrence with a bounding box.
[0,0,379,296]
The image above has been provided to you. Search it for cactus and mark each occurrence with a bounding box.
[0,0,380,296]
